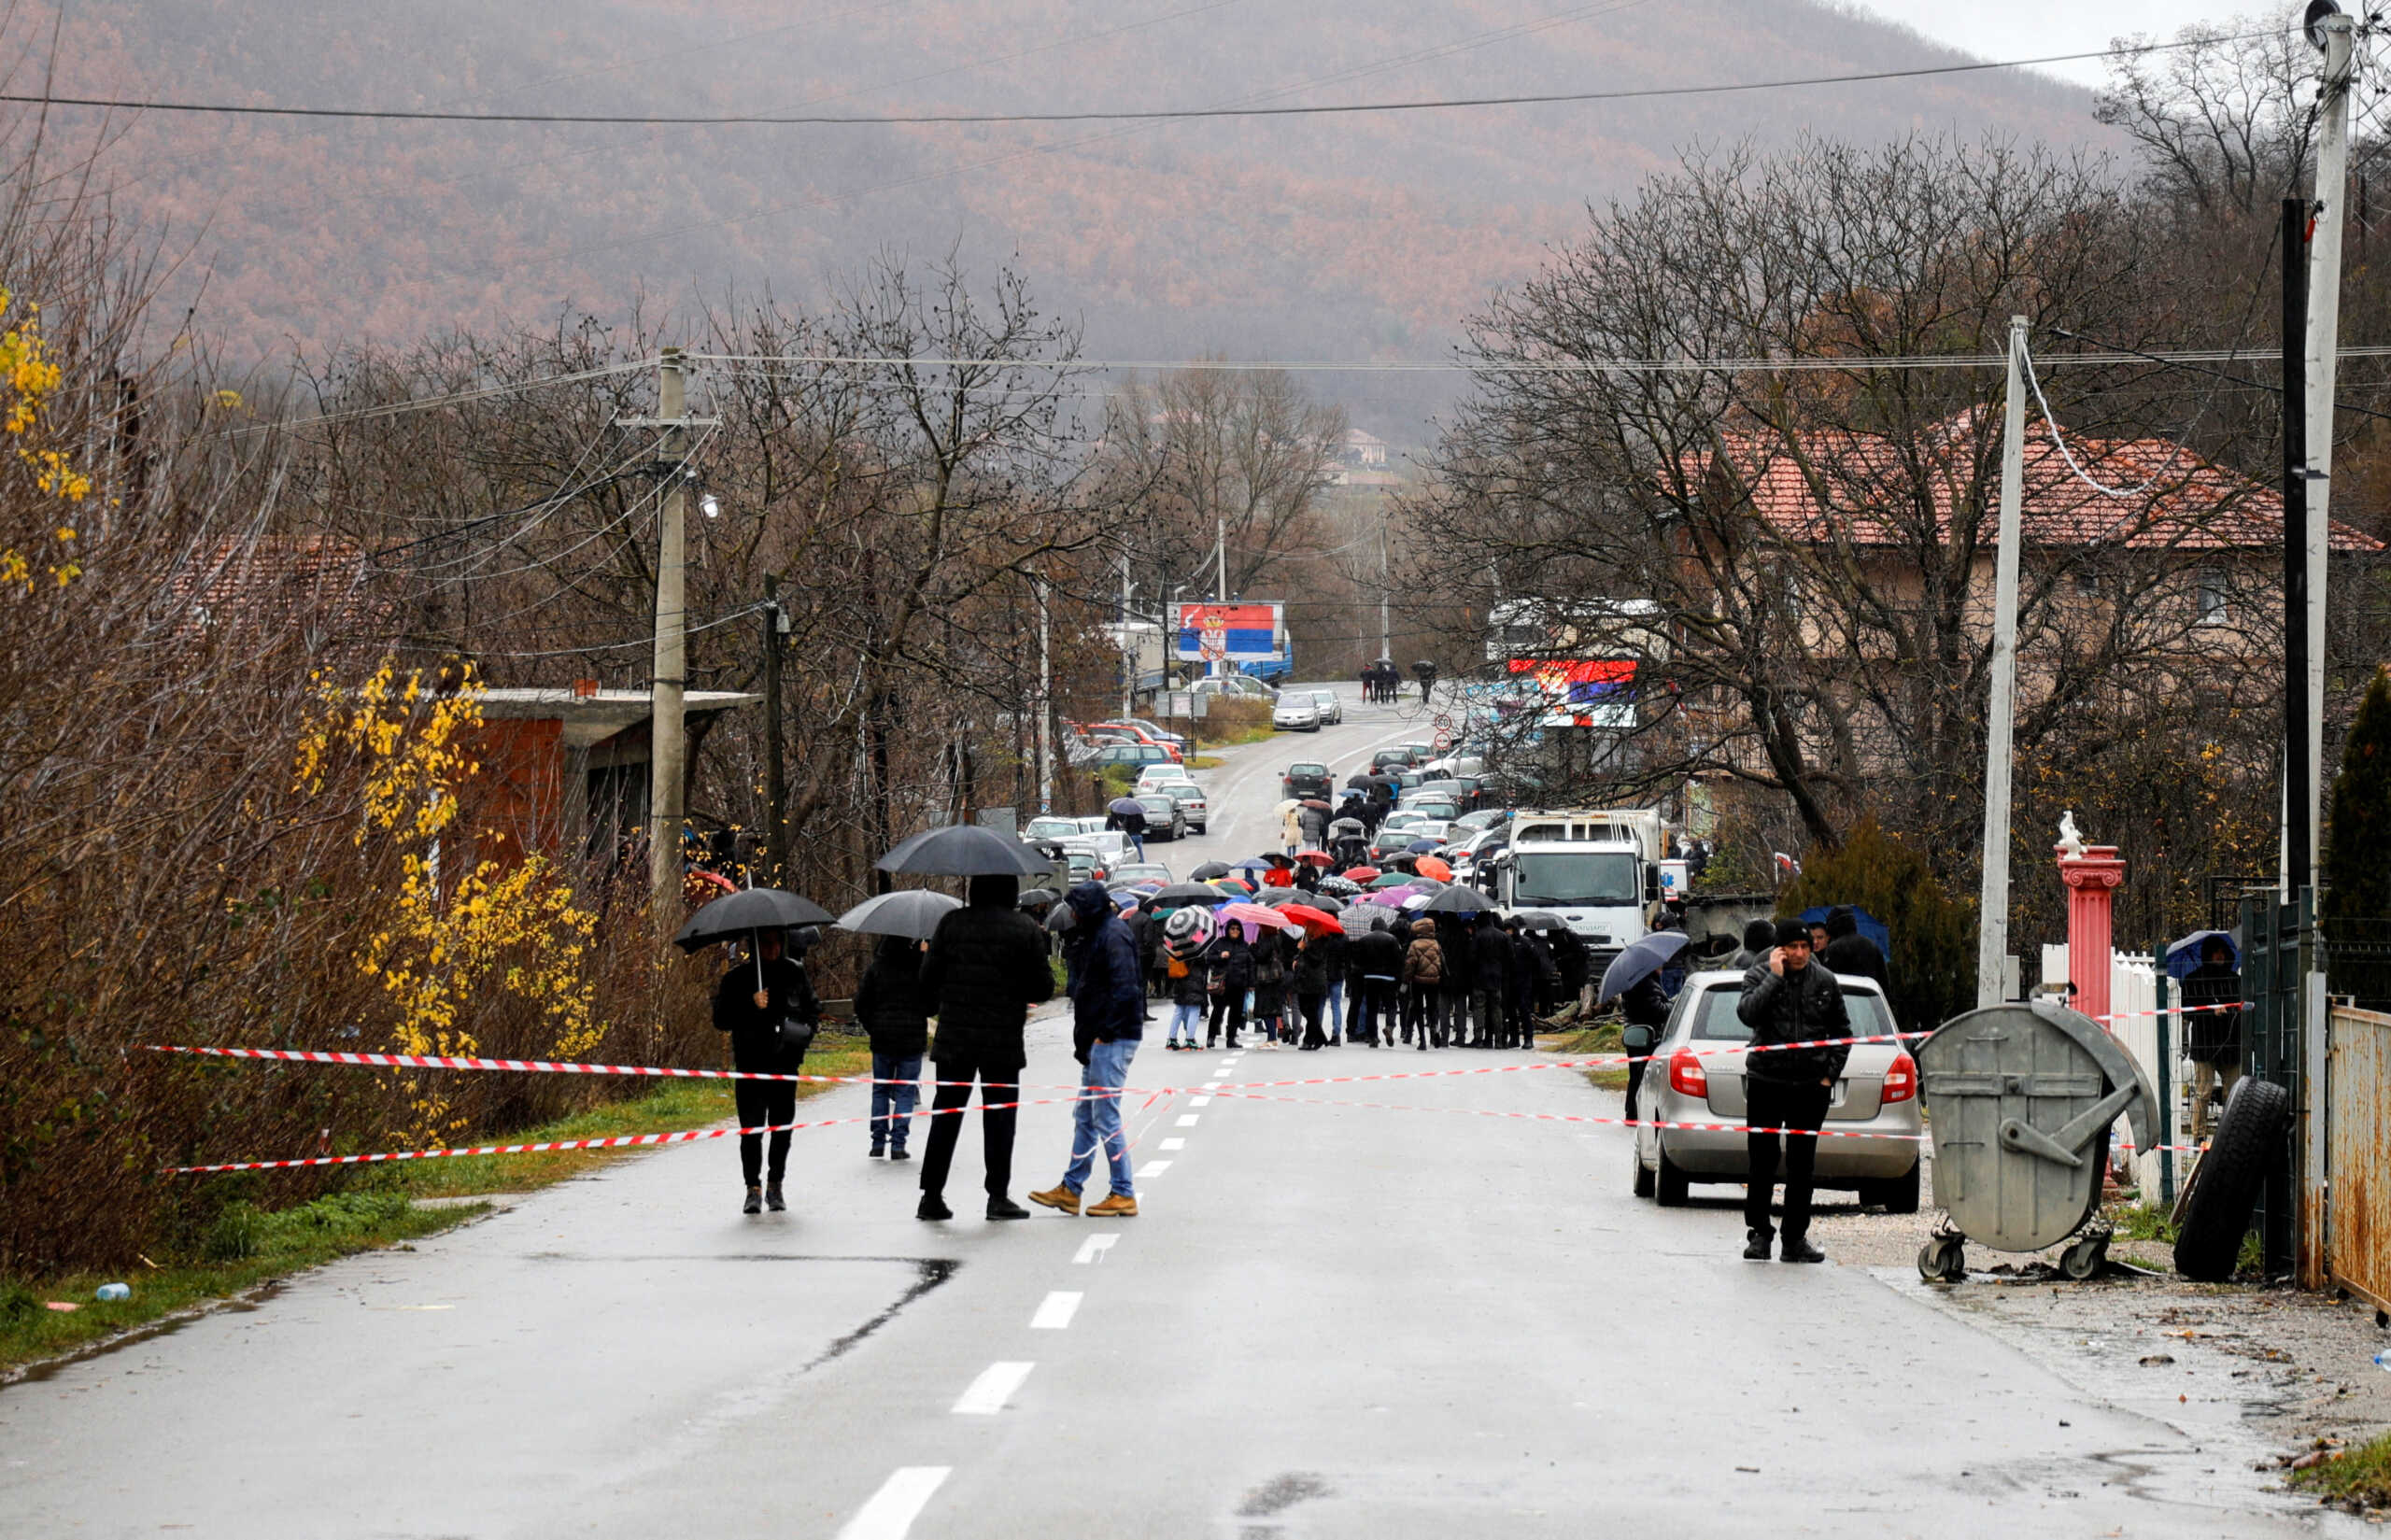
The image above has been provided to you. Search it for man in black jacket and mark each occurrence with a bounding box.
[1346,917,1404,1046]
[1735,920,1851,1264]
[916,873,1055,1222]
[1467,912,1509,1049]
[712,929,819,1214]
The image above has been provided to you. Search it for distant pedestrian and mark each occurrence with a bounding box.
[1730,917,1776,971]
[711,928,819,1215]
[853,935,929,1162]
[1123,898,1160,998]
[1818,906,1889,996]
[1348,915,1403,1046]
[1282,803,1304,856]
[2180,938,2244,1117]
[1163,919,1210,1051]
[1107,800,1149,860]
[1251,926,1292,1046]
[1435,910,1475,1048]
[1205,927,1252,1049]
[1612,970,1670,1122]
[1029,882,1147,1220]
[1735,920,1851,1264]
[916,874,1055,1222]
[1807,918,1831,955]
[1400,916,1445,1050]
[1294,925,1334,1050]
[1468,912,1508,1049]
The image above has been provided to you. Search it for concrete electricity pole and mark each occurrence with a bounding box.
[2296,7,2357,891]
[762,572,787,886]
[1379,514,1392,660]
[646,348,689,932]
[1121,551,1135,718]
[1036,576,1054,814]
[1976,316,2030,1009]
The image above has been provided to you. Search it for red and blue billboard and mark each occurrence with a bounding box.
[1177,601,1283,663]
[1506,657,1634,728]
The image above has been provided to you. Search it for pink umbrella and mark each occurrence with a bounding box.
[1220,901,1296,931]
[1358,888,1411,907]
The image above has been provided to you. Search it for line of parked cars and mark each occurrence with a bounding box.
[1271,685,1344,731]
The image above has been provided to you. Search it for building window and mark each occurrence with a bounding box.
[2196,568,2230,626]
[2073,568,2101,599]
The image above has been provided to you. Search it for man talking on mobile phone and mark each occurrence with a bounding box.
[1734,919,1850,1264]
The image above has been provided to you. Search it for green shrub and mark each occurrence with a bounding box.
[204,1202,264,1262]
[1779,816,1975,1032]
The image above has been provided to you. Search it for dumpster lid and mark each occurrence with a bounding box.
[1920,998,2157,1157]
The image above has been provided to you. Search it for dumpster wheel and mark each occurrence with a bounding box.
[1917,1233,1966,1283]
[2059,1235,2109,1280]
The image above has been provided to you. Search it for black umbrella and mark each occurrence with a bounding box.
[1346,773,1375,789]
[834,889,961,940]
[1318,875,1364,897]
[1150,883,1224,905]
[1512,910,1569,931]
[1189,860,1233,881]
[672,887,838,953]
[1107,796,1147,817]
[877,824,1049,878]
[1415,884,1487,914]
[1017,886,1058,910]
[1599,932,1691,1002]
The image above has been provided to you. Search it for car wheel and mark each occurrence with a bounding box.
[1654,1146,1691,1207]
[2174,1077,2291,1281]
[1632,1150,1655,1198]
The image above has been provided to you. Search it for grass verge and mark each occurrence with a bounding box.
[1561,1021,1630,1088]
[2289,1432,2391,1511]
[0,1038,870,1375]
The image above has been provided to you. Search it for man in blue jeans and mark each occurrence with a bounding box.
[1030,882,1148,1219]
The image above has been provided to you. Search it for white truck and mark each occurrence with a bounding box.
[1478,809,1685,978]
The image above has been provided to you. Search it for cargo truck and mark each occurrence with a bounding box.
[1478,809,1682,979]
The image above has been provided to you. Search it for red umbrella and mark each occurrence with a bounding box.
[1214,876,1255,895]
[1279,903,1340,933]
[1344,865,1381,883]
[1295,850,1335,867]
[1414,855,1453,883]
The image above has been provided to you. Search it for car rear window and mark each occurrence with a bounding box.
[1290,763,1325,775]
[1691,983,1893,1042]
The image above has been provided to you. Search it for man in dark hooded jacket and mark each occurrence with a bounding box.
[1736,919,1851,1264]
[1818,906,1890,995]
[917,873,1054,1222]
[1029,883,1147,1219]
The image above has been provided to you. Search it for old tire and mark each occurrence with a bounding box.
[2173,1077,2291,1282]
[1633,1150,1655,1198]
[1862,1161,1922,1215]
[1654,1146,1691,1207]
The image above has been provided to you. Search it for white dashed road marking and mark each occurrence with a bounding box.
[1073,1233,1119,1264]
[1189,1095,1211,1107]
[952,1361,1035,1415]
[1160,1137,1185,1151]
[1030,1291,1082,1330]
[838,1466,951,1540]
[1176,1114,1199,1126]
[1137,1159,1172,1179]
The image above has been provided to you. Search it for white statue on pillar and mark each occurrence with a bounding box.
[2056,809,2087,861]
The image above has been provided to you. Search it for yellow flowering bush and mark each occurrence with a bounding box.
[300,660,601,1140]
[0,289,91,592]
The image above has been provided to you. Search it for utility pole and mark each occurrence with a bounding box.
[1036,576,1054,814]
[645,348,688,932]
[2297,7,2356,891]
[1379,514,1393,660]
[1214,514,1226,602]
[1976,316,2029,1009]
[2284,197,2313,898]
[1120,551,1135,718]
[762,572,786,888]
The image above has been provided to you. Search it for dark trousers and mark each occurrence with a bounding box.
[1745,1078,1832,1239]
[1470,986,1503,1046]
[735,1077,797,1188]
[1404,982,1443,1045]
[1208,994,1244,1045]
[1623,1054,1649,1123]
[1356,980,1395,1044]
[1441,983,1471,1045]
[1297,991,1327,1048]
[918,1053,1020,1200]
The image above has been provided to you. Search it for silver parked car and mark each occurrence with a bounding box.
[1631,968,1921,1212]
[1272,694,1322,731]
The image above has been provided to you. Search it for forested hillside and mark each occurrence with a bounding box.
[36,0,2100,363]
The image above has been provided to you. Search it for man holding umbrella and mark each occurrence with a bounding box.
[1030,882,1148,1219]
[886,826,1057,1222]
[1106,796,1149,860]
[711,929,820,1216]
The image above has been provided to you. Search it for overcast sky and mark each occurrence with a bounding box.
[1852,2,2266,87]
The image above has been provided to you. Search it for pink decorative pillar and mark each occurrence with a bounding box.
[2057,842,2126,1024]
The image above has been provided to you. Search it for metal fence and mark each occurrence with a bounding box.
[2327,1005,2391,1314]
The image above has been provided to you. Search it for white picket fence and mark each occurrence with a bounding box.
[2040,944,2176,1197]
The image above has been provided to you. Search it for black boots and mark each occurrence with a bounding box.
[743,1186,763,1215]
[765,1182,785,1212]
[1742,1228,1773,1261]
[917,1193,954,1221]
[1781,1235,1827,1264]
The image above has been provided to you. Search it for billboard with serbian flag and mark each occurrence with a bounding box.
[1506,657,1635,728]
[1176,601,1283,664]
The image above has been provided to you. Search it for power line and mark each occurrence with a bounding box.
[3,33,2270,131]
[692,345,2391,374]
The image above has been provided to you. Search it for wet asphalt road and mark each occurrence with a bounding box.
[0,687,2344,1537]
